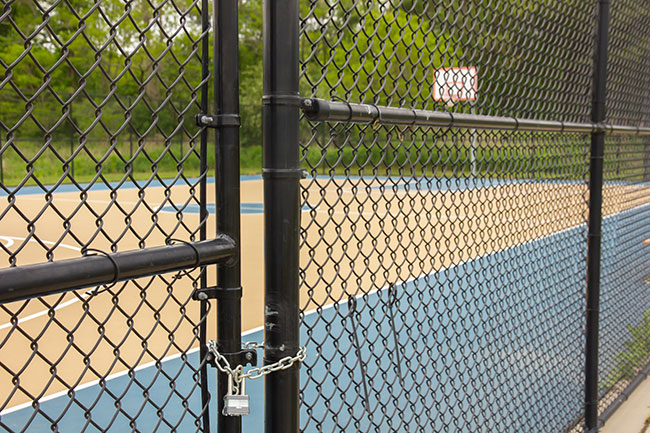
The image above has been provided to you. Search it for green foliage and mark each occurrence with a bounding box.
[301,3,451,105]
[0,0,265,186]
[0,0,597,186]
[605,310,650,389]
[240,0,264,147]
[0,139,262,186]
[1,0,205,144]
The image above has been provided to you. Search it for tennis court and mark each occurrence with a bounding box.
[2,175,648,432]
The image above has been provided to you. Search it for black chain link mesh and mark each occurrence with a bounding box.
[597,0,650,422]
[604,0,650,127]
[597,137,650,416]
[298,0,650,432]
[2,0,650,431]
[0,1,213,431]
[299,0,596,120]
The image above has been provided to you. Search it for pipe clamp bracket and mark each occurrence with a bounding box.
[193,285,242,301]
[196,114,241,128]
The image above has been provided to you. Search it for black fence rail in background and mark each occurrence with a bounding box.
[0,100,263,187]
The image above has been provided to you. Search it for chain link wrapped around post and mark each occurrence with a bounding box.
[207,340,307,394]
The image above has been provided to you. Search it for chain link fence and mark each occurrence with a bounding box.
[0,1,217,432]
[2,0,650,432]
[297,0,650,432]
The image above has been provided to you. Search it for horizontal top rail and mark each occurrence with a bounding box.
[0,236,236,304]
[301,98,650,135]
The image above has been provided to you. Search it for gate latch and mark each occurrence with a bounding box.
[207,343,257,417]
[207,341,307,416]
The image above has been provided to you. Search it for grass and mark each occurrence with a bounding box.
[604,310,650,389]
[302,140,587,180]
[0,137,638,188]
[0,140,262,187]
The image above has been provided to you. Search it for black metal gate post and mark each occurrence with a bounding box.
[263,0,302,429]
[643,140,650,182]
[585,0,611,431]
[199,0,211,431]
[213,0,243,430]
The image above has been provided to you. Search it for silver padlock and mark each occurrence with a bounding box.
[223,373,250,416]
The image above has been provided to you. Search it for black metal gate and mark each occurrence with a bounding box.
[0,1,245,432]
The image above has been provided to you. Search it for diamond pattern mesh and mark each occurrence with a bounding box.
[298,0,650,432]
[0,1,213,431]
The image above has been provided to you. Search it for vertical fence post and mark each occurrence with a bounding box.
[199,1,211,432]
[642,141,650,182]
[470,105,477,177]
[263,0,301,428]
[214,0,243,432]
[585,0,611,431]
[129,97,134,158]
[70,101,75,178]
[0,133,3,185]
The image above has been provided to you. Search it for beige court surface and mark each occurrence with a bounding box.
[1,177,649,413]
[601,373,650,433]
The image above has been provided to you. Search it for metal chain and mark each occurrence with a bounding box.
[240,344,307,381]
[207,340,307,392]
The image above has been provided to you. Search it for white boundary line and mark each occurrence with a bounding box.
[0,237,81,331]
[0,296,89,332]
[1,201,648,416]
[0,236,81,253]
[0,324,265,416]
[301,201,650,318]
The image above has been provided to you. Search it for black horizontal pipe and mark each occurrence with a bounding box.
[301,98,650,135]
[0,236,236,303]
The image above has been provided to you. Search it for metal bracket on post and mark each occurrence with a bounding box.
[194,284,243,380]
[192,285,242,301]
[196,114,241,128]
[261,168,309,180]
[206,343,258,369]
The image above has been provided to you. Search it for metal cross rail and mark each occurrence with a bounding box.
[0,237,236,303]
[301,98,650,135]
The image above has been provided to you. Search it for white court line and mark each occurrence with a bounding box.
[0,237,82,331]
[11,196,167,213]
[0,324,265,416]
[1,201,649,416]
[311,208,556,223]
[0,236,80,252]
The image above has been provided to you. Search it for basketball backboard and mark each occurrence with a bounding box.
[433,67,478,103]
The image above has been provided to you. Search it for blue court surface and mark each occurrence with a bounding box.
[159,203,314,215]
[1,184,648,432]
[331,175,587,192]
[0,175,262,197]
